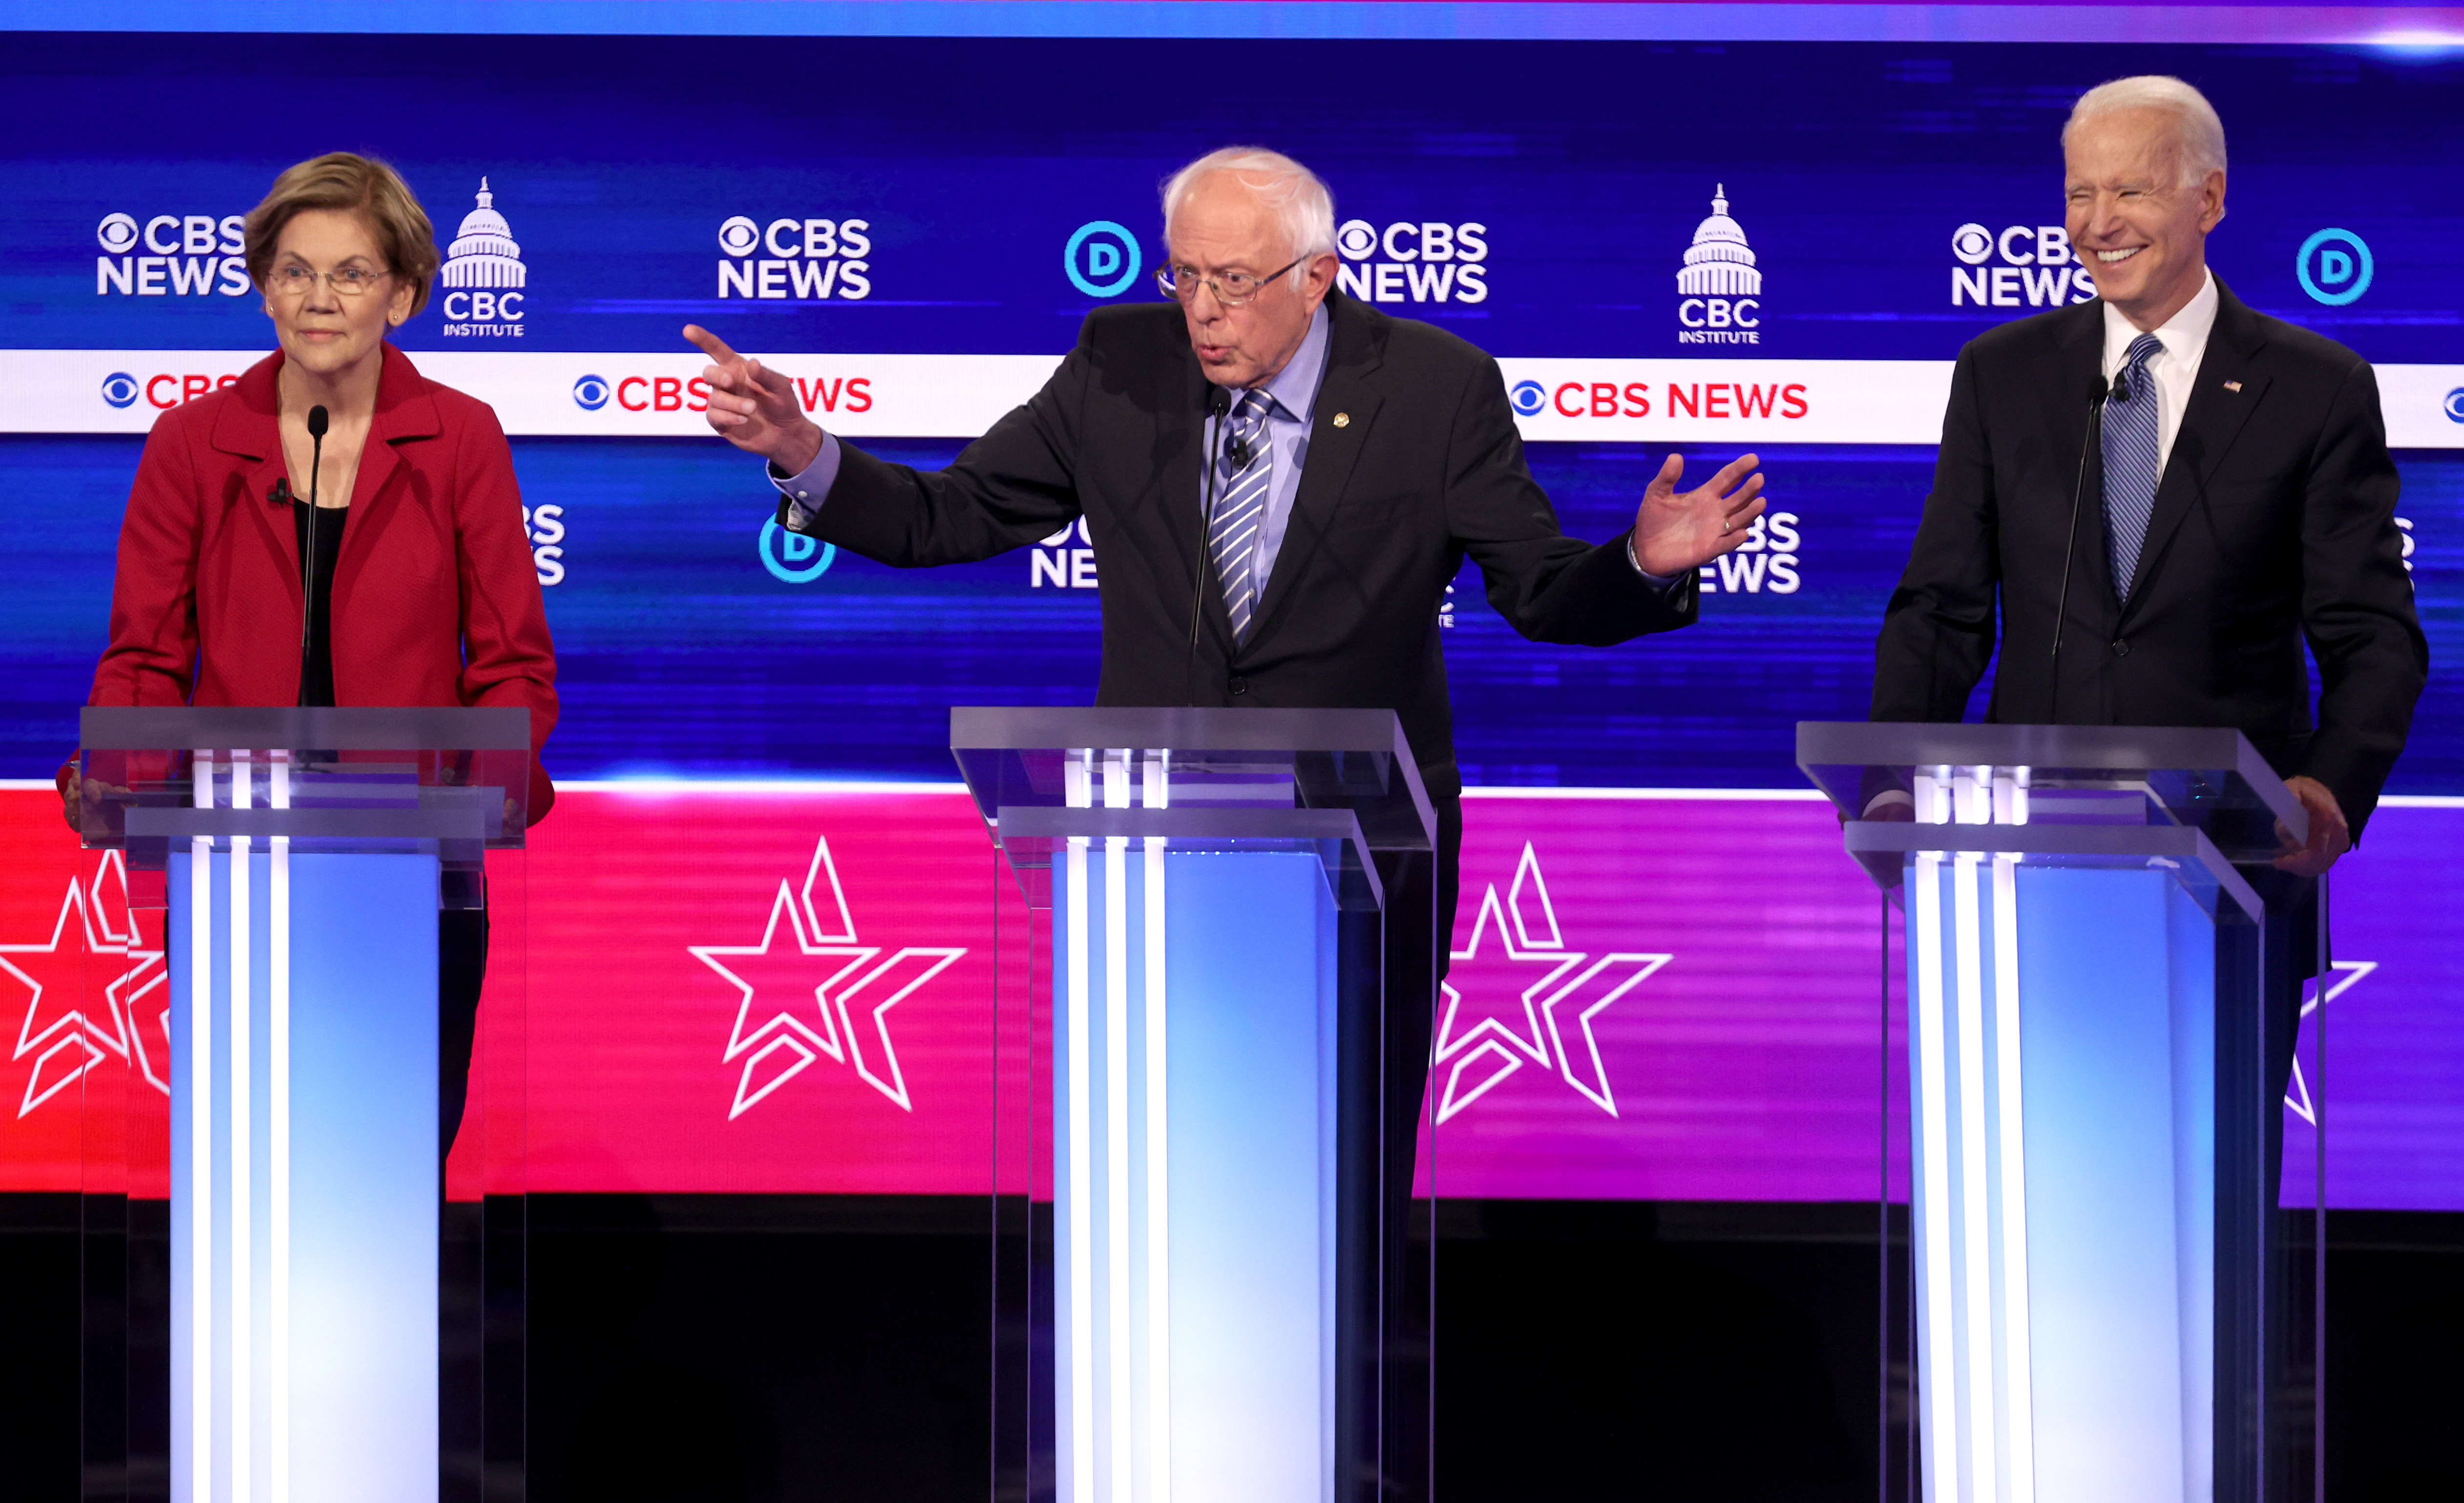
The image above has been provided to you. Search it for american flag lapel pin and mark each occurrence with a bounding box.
[2223,380,2243,393]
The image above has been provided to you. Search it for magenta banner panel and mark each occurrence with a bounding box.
[4,787,2455,1208]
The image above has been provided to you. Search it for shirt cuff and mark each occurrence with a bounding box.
[1624,532,1684,591]
[769,432,843,528]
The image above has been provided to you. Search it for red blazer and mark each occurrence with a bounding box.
[77,345,559,820]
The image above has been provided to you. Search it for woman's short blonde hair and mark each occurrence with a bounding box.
[243,152,440,316]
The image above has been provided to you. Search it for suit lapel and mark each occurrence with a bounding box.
[335,345,440,583]
[210,356,305,602]
[2122,280,2270,610]
[1246,295,1383,646]
[1166,337,1241,655]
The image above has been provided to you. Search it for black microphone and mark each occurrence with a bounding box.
[1226,424,1253,471]
[1185,385,1234,705]
[297,404,330,708]
[2049,375,2113,724]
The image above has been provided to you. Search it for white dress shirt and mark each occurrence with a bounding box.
[2102,267,2219,479]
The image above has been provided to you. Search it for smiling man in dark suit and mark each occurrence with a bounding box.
[1874,73,2424,868]
[1871,77,2427,1189]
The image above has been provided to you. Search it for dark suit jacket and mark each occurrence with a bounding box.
[782,290,1693,797]
[1872,278,2425,838]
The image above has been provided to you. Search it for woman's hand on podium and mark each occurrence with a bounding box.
[684,324,825,476]
[2273,775,2350,877]
[1632,451,1767,577]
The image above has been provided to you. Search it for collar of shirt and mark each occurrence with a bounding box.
[1237,301,1331,426]
[2100,265,2218,380]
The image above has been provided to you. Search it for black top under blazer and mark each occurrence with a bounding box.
[781,289,1695,797]
[1871,277,2427,839]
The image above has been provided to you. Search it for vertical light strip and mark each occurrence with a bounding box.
[1142,833,1169,1503]
[1065,834,1094,1503]
[1100,751,1132,1500]
[268,753,291,1503]
[188,754,215,1503]
[229,754,253,1503]
[1952,851,1997,1503]
[1991,853,2034,1503]
[1911,853,1960,1497]
[1141,748,1170,1503]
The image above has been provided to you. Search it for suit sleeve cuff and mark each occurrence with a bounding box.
[1624,531,1686,593]
[769,433,843,528]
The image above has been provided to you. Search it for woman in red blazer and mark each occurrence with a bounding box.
[66,152,558,1154]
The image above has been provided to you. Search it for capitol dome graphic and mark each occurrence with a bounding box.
[1676,185,1761,298]
[440,178,525,291]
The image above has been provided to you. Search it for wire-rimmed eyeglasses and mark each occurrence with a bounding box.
[1155,254,1309,308]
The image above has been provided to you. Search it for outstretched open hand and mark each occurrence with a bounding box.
[1632,452,1767,578]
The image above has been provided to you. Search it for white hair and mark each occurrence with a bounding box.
[2063,75,2229,187]
[1160,147,1336,286]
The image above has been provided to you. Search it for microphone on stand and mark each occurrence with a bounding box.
[1186,384,1234,704]
[296,404,330,707]
[2049,373,2127,723]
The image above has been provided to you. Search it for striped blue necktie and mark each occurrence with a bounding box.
[1209,389,1274,641]
[2101,332,2165,603]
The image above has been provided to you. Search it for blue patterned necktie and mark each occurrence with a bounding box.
[2101,332,2165,603]
[1208,389,1274,641]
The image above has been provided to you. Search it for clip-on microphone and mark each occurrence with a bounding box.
[1185,384,1233,705]
[296,404,330,707]
[2049,369,2131,723]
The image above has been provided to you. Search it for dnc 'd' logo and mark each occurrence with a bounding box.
[439,179,527,338]
[1676,186,1761,344]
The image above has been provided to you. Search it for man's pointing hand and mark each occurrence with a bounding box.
[685,324,825,475]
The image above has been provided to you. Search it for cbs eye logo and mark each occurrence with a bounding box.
[101,373,140,409]
[98,214,141,254]
[1509,380,1547,417]
[1950,224,1994,265]
[572,375,611,412]
[1335,221,1378,260]
[718,216,761,257]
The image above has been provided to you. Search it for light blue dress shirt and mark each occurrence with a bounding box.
[1205,301,1331,595]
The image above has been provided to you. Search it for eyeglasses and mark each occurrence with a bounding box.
[269,265,390,298]
[1156,254,1309,308]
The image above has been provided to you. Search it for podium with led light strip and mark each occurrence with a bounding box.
[77,706,530,1503]
[955,706,1436,1503]
[1800,723,2320,1503]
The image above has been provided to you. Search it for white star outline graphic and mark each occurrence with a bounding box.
[689,836,965,1120]
[3,850,170,1118]
[1431,842,1670,1125]
[2284,960,2375,1127]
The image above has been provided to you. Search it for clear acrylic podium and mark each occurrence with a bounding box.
[1799,723,2322,1503]
[954,706,1437,1503]
[75,706,531,1503]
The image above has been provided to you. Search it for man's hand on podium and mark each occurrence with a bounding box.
[685,325,826,477]
[2274,775,2351,877]
[1633,452,1768,578]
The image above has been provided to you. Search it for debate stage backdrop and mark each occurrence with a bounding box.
[1,29,2458,1208]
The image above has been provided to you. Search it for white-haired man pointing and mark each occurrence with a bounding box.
[684,146,1765,1496]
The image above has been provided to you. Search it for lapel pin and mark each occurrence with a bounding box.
[2223,380,2243,393]
[1333,412,1351,428]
